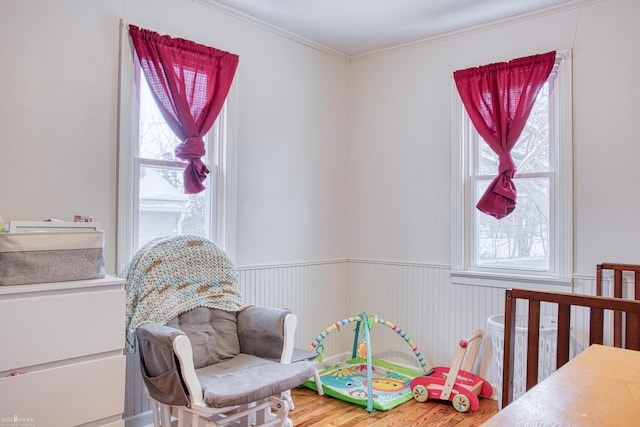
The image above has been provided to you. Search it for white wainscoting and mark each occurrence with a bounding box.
[573,271,638,348]
[237,260,352,358]
[124,353,151,425]
[348,260,507,377]
[126,260,622,424]
[124,260,350,423]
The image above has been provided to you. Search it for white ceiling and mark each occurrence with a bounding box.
[207,0,581,56]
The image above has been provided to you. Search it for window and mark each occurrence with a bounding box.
[117,21,237,273]
[451,51,572,288]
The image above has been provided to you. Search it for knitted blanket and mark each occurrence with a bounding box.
[124,234,242,352]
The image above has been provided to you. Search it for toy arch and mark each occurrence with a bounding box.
[308,312,429,412]
[309,313,429,373]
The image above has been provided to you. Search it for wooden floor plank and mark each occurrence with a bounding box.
[289,387,498,426]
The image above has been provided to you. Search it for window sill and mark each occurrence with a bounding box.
[450,269,573,291]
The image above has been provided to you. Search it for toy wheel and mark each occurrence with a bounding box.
[412,384,429,403]
[452,393,471,413]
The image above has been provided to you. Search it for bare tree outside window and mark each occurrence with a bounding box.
[137,75,207,247]
[475,83,551,270]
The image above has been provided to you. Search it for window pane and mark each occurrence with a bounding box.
[138,166,206,248]
[513,83,550,174]
[475,177,550,270]
[478,83,550,175]
[478,137,498,176]
[139,75,180,161]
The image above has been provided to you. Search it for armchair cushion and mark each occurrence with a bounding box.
[136,306,311,409]
[167,307,240,369]
[237,306,289,359]
[197,353,317,408]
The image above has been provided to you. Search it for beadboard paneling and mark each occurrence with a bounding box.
[573,271,638,348]
[127,260,626,422]
[238,261,351,358]
[348,260,505,377]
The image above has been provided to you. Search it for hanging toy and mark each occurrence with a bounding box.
[357,341,368,358]
[366,315,375,332]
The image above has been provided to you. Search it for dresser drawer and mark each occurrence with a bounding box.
[0,355,125,427]
[0,286,124,372]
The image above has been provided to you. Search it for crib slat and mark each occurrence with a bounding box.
[526,301,540,392]
[625,271,640,350]
[557,304,571,368]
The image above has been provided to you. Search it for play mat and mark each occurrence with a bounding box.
[303,357,423,411]
[303,312,430,411]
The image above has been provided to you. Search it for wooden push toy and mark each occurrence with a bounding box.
[410,330,493,413]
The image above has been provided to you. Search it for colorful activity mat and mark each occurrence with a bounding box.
[303,357,423,411]
[304,313,430,412]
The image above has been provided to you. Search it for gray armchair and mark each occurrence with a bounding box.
[137,306,315,426]
[125,235,316,427]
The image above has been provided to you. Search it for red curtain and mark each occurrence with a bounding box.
[129,25,239,194]
[453,51,555,219]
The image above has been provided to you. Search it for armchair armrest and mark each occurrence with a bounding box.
[136,322,190,406]
[237,306,296,363]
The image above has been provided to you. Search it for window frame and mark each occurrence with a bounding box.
[116,20,237,274]
[450,50,573,290]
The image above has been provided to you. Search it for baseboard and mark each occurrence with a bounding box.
[124,411,154,427]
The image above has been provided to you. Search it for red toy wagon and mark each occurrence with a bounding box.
[410,330,493,413]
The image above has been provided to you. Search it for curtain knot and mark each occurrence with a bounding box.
[176,137,209,194]
[497,152,516,176]
[453,50,555,219]
[175,136,206,161]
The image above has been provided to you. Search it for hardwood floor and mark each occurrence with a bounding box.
[288,387,498,427]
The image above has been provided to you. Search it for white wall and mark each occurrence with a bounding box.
[570,0,640,273]
[348,0,640,276]
[2,0,640,417]
[0,0,350,273]
[0,0,122,266]
[344,0,640,376]
[4,0,636,324]
[1,1,350,421]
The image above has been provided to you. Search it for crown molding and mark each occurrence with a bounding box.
[192,0,350,62]
[194,0,602,63]
[351,0,603,61]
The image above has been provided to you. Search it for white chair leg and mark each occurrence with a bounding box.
[269,397,290,427]
[161,403,172,427]
[281,389,294,410]
[237,404,251,427]
[256,405,268,425]
[176,407,186,427]
[313,367,324,396]
[150,398,161,427]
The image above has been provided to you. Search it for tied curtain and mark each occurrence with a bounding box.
[129,25,239,194]
[453,51,555,219]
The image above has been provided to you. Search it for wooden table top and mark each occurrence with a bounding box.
[482,344,640,426]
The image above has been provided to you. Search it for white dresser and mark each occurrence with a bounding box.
[0,276,126,427]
